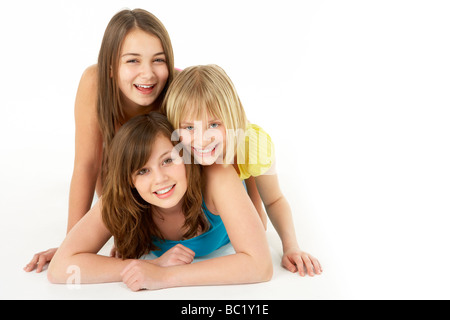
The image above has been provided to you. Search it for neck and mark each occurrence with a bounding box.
[120,94,159,123]
[152,198,184,220]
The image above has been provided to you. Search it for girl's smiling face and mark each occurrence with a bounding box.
[179,111,227,165]
[132,134,187,209]
[118,28,169,111]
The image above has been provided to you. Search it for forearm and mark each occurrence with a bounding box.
[164,252,272,288]
[48,252,129,284]
[67,165,99,232]
[266,197,300,251]
[245,177,268,229]
[48,198,127,285]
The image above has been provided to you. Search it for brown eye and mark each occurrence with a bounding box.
[137,168,149,175]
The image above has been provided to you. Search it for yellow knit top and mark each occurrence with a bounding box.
[236,123,275,180]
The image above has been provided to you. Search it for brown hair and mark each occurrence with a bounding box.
[97,8,175,182]
[101,112,207,259]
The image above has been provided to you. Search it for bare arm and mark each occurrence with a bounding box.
[256,173,299,251]
[24,65,103,273]
[256,170,322,276]
[244,176,267,230]
[67,65,103,232]
[47,199,129,284]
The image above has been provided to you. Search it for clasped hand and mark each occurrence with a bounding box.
[121,244,194,291]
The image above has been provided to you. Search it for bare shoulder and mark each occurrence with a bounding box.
[76,64,98,97]
[203,164,240,188]
[75,64,98,116]
[203,164,245,210]
[82,64,98,79]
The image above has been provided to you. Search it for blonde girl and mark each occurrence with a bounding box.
[47,113,272,290]
[25,8,175,272]
[162,64,322,277]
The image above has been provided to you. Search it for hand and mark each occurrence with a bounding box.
[153,244,195,267]
[24,248,58,273]
[282,247,322,277]
[121,260,167,291]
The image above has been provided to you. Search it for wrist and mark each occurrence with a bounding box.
[163,267,177,288]
[282,241,301,254]
[147,256,160,266]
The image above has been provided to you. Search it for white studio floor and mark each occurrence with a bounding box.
[2,0,450,300]
[1,159,449,300]
[4,226,339,300]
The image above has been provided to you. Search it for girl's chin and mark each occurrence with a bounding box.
[193,155,220,166]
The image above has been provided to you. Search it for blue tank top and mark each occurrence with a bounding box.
[151,199,231,257]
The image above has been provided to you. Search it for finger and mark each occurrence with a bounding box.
[175,255,193,265]
[171,245,195,263]
[36,254,48,273]
[282,256,298,273]
[24,253,41,272]
[301,254,315,276]
[121,267,135,286]
[121,260,138,277]
[128,277,141,292]
[174,244,195,258]
[123,271,138,291]
[292,255,306,276]
[24,262,36,272]
[130,282,142,292]
[312,258,323,274]
[123,268,145,292]
[175,250,195,264]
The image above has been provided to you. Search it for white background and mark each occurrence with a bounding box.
[1,0,449,299]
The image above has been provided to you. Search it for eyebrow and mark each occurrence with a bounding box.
[121,52,165,58]
[158,150,172,160]
[180,119,221,125]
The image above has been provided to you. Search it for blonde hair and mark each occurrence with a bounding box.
[161,65,247,162]
[97,8,175,182]
[101,113,207,259]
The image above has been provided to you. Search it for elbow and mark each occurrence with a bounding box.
[46,261,61,284]
[47,259,69,284]
[252,254,273,283]
[260,259,273,282]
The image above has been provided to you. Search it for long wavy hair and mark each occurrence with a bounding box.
[101,113,207,259]
[97,8,175,182]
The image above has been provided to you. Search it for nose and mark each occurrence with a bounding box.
[193,125,205,147]
[153,167,168,185]
[193,126,215,149]
[139,62,155,81]
[203,128,222,148]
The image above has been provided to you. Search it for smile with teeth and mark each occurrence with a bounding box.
[193,144,219,155]
[135,84,155,89]
[194,147,215,154]
[154,184,175,195]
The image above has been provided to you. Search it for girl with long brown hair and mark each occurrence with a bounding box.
[47,113,272,291]
[25,8,176,272]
